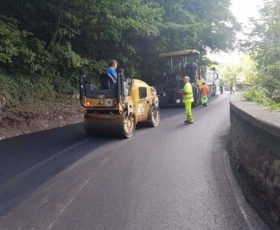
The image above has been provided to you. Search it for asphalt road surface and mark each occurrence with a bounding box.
[0,93,270,230]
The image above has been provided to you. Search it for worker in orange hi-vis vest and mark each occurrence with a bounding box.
[200,82,209,107]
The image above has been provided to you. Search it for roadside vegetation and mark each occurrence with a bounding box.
[243,86,280,111]
[245,0,280,110]
[218,0,280,111]
[219,55,257,90]
[227,0,280,111]
[0,0,238,113]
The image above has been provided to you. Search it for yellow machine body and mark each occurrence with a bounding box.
[81,79,160,138]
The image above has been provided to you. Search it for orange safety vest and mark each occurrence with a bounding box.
[200,85,208,96]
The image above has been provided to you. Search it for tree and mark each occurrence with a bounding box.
[219,55,258,88]
[0,0,239,107]
[249,0,280,102]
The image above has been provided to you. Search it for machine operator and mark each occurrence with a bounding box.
[105,60,118,82]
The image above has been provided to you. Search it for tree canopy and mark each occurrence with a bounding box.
[247,0,280,102]
[0,0,238,109]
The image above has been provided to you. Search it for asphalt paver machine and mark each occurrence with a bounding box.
[158,49,201,106]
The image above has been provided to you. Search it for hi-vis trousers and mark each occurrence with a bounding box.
[201,95,208,104]
[184,101,193,122]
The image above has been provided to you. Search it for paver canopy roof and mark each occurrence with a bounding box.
[159,49,200,58]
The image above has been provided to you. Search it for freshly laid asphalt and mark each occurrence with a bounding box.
[0,93,270,230]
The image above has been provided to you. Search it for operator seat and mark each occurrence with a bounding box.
[185,62,197,82]
[100,72,116,89]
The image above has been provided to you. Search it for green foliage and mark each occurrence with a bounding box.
[0,0,239,110]
[0,16,38,72]
[248,0,280,103]
[0,73,57,109]
[151,0,239,51]
[243,86,280,111]
[0,16,87,77]
[243,86,270,104]
[219,55,259,87]
[0,17,22,64]
[0,74,17,109]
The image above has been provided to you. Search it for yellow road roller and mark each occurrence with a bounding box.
[79,71,160,138]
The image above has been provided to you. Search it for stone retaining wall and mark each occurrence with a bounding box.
[230,94,280,226]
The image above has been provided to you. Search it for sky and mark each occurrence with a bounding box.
[208,0,264,64]
[230,0,263,26]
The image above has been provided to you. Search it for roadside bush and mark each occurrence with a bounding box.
[261,74,280,103]
[14,76,56,104]
[0,16,48,75]
[243,85,280,111]
[51,75,77,97]
[0,74,18,109]
[0,73,57,110]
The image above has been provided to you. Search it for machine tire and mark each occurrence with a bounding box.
[120,113,136,138]
[148,106,160,127]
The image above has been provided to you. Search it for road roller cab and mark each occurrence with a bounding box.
[79,71,160,138]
